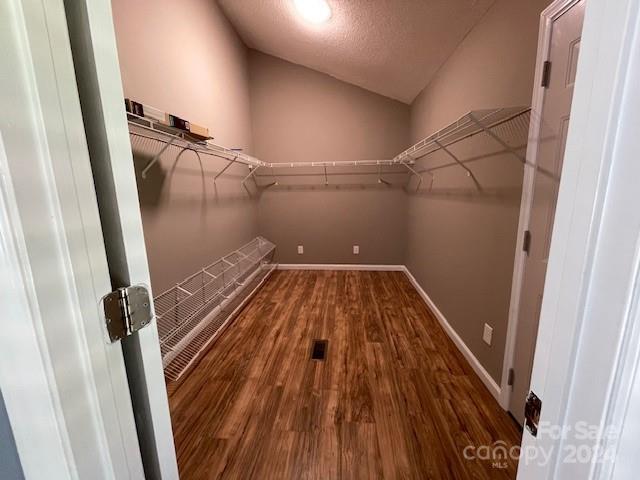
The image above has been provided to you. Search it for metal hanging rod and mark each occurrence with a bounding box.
[268,159,411,168]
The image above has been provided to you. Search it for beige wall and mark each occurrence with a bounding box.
[112,0,551,384]
[112,0,258,293]
[250,51,410,264]
[407,0,552,382]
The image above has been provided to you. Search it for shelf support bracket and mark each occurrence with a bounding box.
[433,139,482,191]
[214,153,238,182]
[400,156,432,192]
[241,166,261,191]
[141,136,176,179]
[377,162,391,186]
[468,113,527,164]
[261,166,279,189]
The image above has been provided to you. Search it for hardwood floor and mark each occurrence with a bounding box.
[168,270,521,479]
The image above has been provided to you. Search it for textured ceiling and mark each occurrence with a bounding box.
[218,0,496,104]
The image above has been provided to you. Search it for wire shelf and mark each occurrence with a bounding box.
[154,236,276,382]
[395,107,531,162]
[127,113,266,177]
[127,106,530,189]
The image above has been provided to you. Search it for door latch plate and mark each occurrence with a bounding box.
[103,285,152,342]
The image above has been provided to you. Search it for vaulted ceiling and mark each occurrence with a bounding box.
[218,0,495,104]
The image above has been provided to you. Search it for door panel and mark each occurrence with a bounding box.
[510,0,586,423]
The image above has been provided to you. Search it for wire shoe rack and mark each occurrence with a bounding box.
[153,236,276,382]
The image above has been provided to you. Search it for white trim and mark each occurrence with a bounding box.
[0,133,74,479]
[501,0,583,411]
[402,267,502,401]
[277,264,405,271]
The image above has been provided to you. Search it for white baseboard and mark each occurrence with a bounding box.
[277,264,405,271]
[401,266,502,402]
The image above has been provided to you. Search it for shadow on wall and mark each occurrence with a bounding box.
[405,111,560,203]
[407,113,531,197]
[406,145,527,206]
[405,112,533,383]
[127,134,260,293]
[130,137,259,209]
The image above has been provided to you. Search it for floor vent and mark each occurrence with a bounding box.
[311,340,328,360]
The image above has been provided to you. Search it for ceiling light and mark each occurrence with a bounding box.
[293,0,331,24]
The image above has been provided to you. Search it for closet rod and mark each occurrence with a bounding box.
[268,159,412,168]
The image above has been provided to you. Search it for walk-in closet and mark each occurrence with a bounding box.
[109,0,572,477]
[10,0,640,477]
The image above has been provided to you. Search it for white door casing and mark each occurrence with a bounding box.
[509,0,586,424]
[0,0,146,478]
[517,0,640,478]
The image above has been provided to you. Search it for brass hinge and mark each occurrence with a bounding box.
[103,285,152,342]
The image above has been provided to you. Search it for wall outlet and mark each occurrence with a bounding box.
[297,245,304,255]
[353,245,360,255]
[483,324,493,346]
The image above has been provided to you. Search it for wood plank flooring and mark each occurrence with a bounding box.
[168,270,521,479]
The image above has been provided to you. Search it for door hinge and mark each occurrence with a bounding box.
[103,285,152,342]
[541,61,552,88]
[524,391,542,436]
[523,230,532,255]
[507,368,515,387]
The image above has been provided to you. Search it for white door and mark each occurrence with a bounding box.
[0,0,178,478]
[509,0,585,424]
[517,0,640,477]
[63,0,180,478]
[0,0,145,478]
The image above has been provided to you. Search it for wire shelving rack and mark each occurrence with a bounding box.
[153,236,276,382]
[127,106,530,190]
[394,107,531,163]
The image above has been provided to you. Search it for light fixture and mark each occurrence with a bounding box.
[293,0,331,24]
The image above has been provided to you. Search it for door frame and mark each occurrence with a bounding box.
[513,0,640,477]
[500,0,585,412]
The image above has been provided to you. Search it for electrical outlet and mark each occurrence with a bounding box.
[297,245,304,255]
[353,245,359,255]
[483,324,493,346]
